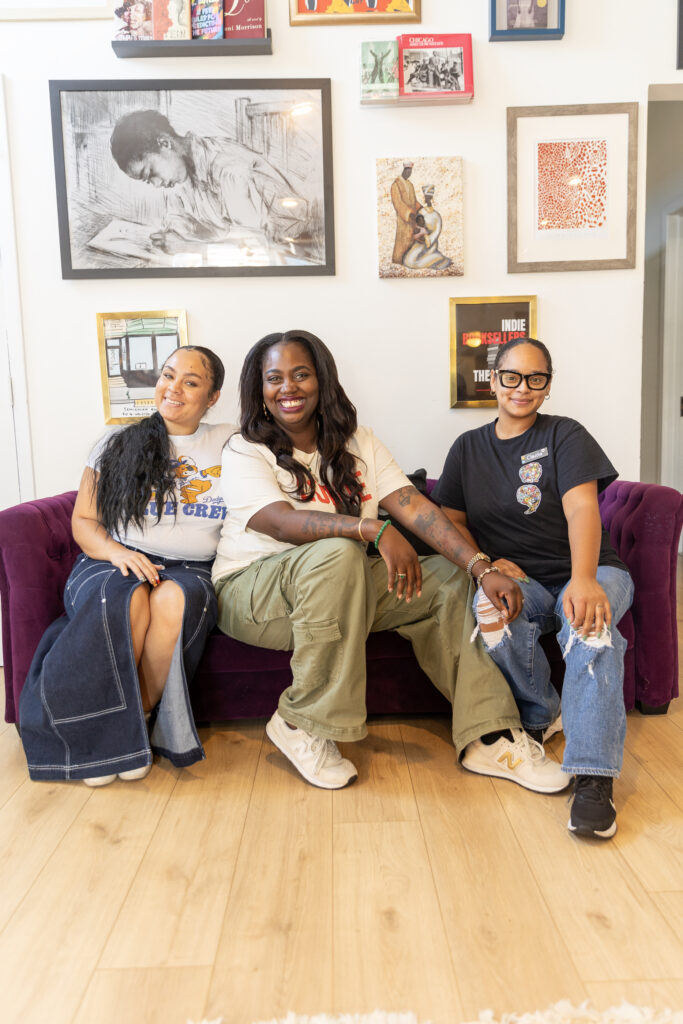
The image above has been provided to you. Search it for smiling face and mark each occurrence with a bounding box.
[492,342,551,434]
[261,341,320,449]
[154,348,220,435]
[125,136,189,189]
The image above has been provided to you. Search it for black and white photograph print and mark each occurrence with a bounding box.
[506,0,548,29]
[50,79,335,278]
[401,46,464,95]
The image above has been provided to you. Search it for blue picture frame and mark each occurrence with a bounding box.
[489,0,565,41]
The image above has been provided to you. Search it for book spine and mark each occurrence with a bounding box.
[224,0,265,38]
[191,0,224,38]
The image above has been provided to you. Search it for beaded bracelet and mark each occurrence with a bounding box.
[466,551,491,578]
[374,519,391,549]
[475,565,500,588]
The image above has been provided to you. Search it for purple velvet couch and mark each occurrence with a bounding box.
[1,481,681,726]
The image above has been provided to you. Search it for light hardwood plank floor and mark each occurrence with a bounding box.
[0,559,681,1023]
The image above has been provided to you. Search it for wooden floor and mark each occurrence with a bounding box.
[1,563,682,1024]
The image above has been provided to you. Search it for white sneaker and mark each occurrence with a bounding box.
[461,728,569,794]
[83,774,117,788]
[118,764,152,782]
[266,710,358,790]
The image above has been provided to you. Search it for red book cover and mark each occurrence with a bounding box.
[397,33,473,103]
[153,0,192,39]
[191,0,224,38]
[224,0,265,38]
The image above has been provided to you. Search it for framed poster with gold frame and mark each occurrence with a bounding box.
[97,309,188,424]
[449,296,537,408]
[289,0,420,26]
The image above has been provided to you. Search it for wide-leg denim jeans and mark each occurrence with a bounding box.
[473,566,634,776]
[215,538,521,756]
[19,552,216,781]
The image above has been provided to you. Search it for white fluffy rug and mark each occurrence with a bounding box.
[188,1004,683,1024]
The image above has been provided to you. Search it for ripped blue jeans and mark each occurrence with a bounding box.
[473,566,634,776]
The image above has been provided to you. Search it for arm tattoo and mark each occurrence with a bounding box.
[299,512,352,541]
[396,485,419,508]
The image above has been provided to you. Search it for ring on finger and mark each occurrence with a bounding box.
[397,572,407,578]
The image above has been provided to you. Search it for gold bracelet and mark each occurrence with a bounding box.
[357,519,365,541]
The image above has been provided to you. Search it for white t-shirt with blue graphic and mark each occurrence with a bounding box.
[88,421,235,562]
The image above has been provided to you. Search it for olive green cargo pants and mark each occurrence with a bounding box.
[215,538,520,756]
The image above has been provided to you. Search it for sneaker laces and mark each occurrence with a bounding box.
[310,736,343,773]
[573,775,612,802]
[511,728,545,763]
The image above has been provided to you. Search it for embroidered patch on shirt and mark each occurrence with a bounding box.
[521,447,548,464]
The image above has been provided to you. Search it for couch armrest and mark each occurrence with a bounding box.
[599,480,683,707]
[0,491,79,722]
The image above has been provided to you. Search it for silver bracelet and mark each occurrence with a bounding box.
[475,565,500,588]
[466,551,491,578]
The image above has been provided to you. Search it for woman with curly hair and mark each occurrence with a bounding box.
[212,330,567,793]
[20,346,231,786]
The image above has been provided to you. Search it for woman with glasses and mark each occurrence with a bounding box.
[432,337,633,840]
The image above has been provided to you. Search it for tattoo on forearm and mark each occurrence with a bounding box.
[299,512,353,540]
[413,510,468,566]
[396,485,419,508]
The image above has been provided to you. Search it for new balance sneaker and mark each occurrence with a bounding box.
[568,775,617,839]
[461,728,569,794]
[266,710,358,790]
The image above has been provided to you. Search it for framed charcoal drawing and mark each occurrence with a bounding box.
[289,0,420,26]
[507,103,638,273]
[0,1,112,18]
[489,0,565,41]
[50,78,335,278]
[97,309,188,423]
[450,296,537,408]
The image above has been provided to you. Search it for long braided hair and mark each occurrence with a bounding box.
[94,346,225,536]
[239,330,365,516]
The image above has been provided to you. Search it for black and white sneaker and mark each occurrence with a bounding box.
[568,775,617,839]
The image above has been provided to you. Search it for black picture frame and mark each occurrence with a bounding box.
[49,78,335,279]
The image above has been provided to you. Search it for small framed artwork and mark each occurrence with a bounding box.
[507,102,638,273]
[0,1,112,19]
[289,0,420,27]
[449,296,537,408]
[678,0,683,68]
[50,78,334,279]
[376,156,464,278]
[489,0,565,40]
[97,310,188,423]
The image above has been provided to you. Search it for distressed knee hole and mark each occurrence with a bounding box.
[472,595,509,648]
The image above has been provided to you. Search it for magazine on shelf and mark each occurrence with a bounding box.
[191,0,224,38]
[360,40,399,105]
[397,33,473,104]
[224,0,266,39]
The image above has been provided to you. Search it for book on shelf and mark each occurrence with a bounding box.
[360,40,399,105]
[152,0,192,40]
[191,0,224,38]
[397,33,474,104]
[113,0,154,40]
[224,0,266,39]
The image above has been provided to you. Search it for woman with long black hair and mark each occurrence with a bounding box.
[20,346,231,786]
[212,330,567,793]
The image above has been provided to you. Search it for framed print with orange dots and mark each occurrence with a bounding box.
[507,103,638,273]
[490,0,564,40]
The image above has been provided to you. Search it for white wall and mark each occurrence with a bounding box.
[1,0,681,497]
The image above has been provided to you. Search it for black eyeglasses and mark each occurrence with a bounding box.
[495,370,552,390]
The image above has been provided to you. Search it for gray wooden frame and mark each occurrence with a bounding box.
[507,102,638,273]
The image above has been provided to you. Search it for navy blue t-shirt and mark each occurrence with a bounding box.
[432,414,626,588]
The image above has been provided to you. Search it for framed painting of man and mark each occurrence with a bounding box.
[450,296,538,408]
[97,309,188,423]
[376,156,464,278]
[289,0,420,26]
[50,78,335,278]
